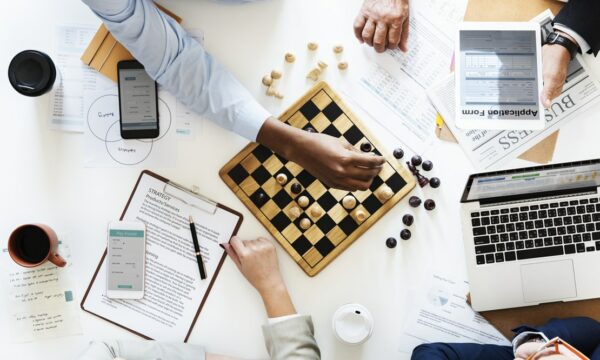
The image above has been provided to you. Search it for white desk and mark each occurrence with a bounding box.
[1,0,600,359]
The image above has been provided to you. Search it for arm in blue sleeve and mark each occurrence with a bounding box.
[82,0,270,140]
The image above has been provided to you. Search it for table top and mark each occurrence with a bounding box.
[2,0,600,359]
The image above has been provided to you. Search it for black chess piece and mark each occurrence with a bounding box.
[360,142,373,152]
[424,199,436,211]
[400,229,411,240]
[422,160,433,171]
[409,196,421,207]
[393,148,404,159]
[386,237,397,248]
[411,155,422,166]
[406,161,430,188]
[429,177,441,188]
[291,183,302,194]
[402,214,414,226]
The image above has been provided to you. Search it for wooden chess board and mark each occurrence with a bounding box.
[220,82,415,276]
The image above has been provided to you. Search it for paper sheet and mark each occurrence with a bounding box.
[398,273,510,355]
[82,173,239,341]
[84,87,177,168]
[344,10,454,154]
[0,237,82,343]
[49,25,114,132]
[428,10,600,170]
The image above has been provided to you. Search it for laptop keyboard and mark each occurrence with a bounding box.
[471,197,600,265]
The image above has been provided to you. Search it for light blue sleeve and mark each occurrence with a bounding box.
[82,0,270,140]
[77,340,206,360]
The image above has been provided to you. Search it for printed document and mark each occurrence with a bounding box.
[0,238,82,343]
[428,11,600,170]
[82,173,239,341]
[398,273,509,355]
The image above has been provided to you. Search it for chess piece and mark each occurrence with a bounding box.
[262,75,273,86]
[305,126,316,133]
[285,52,296,63]
[409,196,421,208]
[270,69,282,79]
[337,61,348,70]
[400,229,411,240]
[424,199,436,211]
[255,192,267,206]
[333,45,344,54]
[355,210,366,222]
[360,142,372,152]
[380,185,393,201]
[291,183,302,194]
[266,86,276,96]
[386,237,397,248]
[300,218,312,230]
[411,155,422,166]
[317,60,328,70]
[289,206,302,219]
[422,160,433,171]
[306,67,321,81]
[274,91,284,99]
[298,195,310,208]
[430,177,441,188]
[310,206,323,217]
[406,161,430,188]
[342,195,357,210]
[276,173,288,185]
[307,42,318,51]
[402,214,414,226]
[393,148,404,159]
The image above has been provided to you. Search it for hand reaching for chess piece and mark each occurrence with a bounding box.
[257,117,385,191]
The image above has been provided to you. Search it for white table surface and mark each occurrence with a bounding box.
[2,0,600,359]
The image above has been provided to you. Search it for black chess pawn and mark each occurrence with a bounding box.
[402,214,414,226]
[400,229,411,240]
[422,160,433,171]
[360,142,373,152]
[386,237,397,248]
[393,148,404,159]
[429,177,441,188]
[305,126,316,133]
[291,183,302,194]
[424,199,436,211]
[409,196,421,207]
[406,161,430,188]
[411,155,422,166]
[254,191,267,206]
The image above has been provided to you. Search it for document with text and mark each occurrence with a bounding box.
[82,172,241,341]
[428,10,600,170]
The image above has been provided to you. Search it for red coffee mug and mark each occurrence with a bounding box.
[8,224,66,268]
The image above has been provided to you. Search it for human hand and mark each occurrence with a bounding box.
[291,132,385,191]
[223,236,296,318]
[257,118,385,192]
[354,0,410,53]
[540,42,572,108]
[514,341,571,360]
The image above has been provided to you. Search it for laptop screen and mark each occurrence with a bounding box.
[462,160,600,203]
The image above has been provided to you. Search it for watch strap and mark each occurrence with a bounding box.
[546,32,579,60]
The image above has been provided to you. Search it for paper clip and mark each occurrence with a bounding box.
[162,181,217,215]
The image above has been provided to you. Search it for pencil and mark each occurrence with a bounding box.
[189,215,207,280]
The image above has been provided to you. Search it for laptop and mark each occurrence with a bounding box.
[461,159,600,311]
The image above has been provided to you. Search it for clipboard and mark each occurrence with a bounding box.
[80,170,243,341]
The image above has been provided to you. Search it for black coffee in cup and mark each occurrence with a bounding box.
[13,225,51,263]
[8,50,57,97]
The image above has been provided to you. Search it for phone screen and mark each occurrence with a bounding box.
[118,68,158,132]
[107,229,145,292]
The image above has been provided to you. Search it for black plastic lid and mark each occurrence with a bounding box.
[8,50,56,97]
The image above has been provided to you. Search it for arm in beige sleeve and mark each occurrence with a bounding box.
[261,315,321,360]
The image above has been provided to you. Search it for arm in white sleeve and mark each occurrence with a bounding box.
[82,0,270,140]
[78,340,206,360]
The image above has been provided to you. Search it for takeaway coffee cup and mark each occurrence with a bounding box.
[8,224,66,268]
[8,50,57,97]
[332,303,374,345]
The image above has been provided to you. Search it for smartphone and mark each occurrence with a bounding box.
[117,60,159,139]
[106,221,146,299]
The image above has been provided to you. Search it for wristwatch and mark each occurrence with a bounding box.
[546,32,579,60]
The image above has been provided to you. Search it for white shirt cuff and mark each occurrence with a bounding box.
[512,331,549,355]
[233,100,271,141]
[267,313,302,325]
[554,24,591,54]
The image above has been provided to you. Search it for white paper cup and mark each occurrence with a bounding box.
[332,303,374,345]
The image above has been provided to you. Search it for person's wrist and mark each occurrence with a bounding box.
[257,117,307,162]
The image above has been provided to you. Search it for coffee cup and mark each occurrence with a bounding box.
[332,303,374,345]
[8,50,57,97]
[8,224,66,268]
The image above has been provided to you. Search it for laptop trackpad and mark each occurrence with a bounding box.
[521,260,577,303]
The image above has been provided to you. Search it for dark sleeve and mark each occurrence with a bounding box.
[411,343,513,360]
[554,0,600,56]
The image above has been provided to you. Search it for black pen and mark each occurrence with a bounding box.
[189,215,207,280]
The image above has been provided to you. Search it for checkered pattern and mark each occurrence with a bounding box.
[226,89,408,269]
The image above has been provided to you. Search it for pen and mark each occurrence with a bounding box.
[189,215,207,280]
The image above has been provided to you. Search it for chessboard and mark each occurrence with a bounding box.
[220,82,415,276]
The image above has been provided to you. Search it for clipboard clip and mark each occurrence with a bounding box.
[162,181,218,215]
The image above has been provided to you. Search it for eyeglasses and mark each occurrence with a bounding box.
[527,337,589,360]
